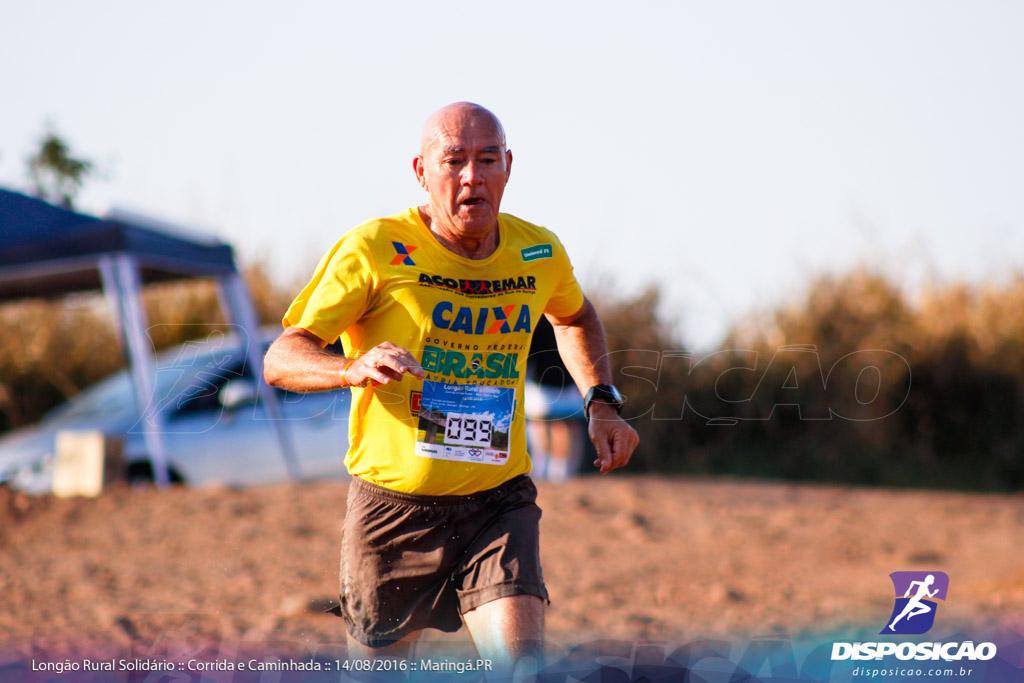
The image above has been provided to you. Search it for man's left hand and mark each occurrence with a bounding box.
[587,402,639,474]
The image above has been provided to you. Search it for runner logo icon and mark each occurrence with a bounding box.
[881,571,949,635]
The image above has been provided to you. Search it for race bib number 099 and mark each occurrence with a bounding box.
[415,381,514,465]
[445,413,494,447]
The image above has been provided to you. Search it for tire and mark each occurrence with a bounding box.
[127,461,185,485]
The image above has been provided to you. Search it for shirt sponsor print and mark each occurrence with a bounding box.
[390,242,417,266]
[431,301,532,335]
[521,244,553,261]
[418,272,537,297]
[421,346,521,382]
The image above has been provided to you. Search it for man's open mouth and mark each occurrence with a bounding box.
[460,198,485,206]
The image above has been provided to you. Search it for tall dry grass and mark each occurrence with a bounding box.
[595,268,1024,491]
[2,264,1021,490]
[0,263,290,433]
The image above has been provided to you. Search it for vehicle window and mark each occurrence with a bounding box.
[42,332,330,425]
[48,374,134,422]
[167,358,248,417]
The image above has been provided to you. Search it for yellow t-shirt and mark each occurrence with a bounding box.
[283,208,584,495]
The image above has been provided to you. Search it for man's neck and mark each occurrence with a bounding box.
[418,206,499,260]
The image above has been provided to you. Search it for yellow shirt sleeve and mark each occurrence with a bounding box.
[543,233,585,318]
[282,231,379,343]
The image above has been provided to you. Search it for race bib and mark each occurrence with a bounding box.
[415,380,514,465]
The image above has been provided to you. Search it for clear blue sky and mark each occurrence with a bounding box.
[3,1,1022,348]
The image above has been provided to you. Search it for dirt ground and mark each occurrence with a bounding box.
[1,476,1022,661]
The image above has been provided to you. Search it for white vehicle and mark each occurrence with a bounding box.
[0,332,351,493]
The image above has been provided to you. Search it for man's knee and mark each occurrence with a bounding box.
[463,594,545,668]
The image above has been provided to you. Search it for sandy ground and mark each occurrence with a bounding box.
[1,476,1022,662]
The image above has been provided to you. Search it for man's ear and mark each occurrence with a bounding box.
[505,149,513,182]
[413,155,428,191]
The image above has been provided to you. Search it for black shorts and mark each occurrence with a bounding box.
[336,474,548,647]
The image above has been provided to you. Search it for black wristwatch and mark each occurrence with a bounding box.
[583,384,624,421]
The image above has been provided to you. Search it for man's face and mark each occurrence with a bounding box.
[414,109,512,238]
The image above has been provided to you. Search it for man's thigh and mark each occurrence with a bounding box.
[454,478,549,613]
[338,480,464,647]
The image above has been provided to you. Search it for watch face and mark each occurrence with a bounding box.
[592,385,622,403]
[585,385,624,418]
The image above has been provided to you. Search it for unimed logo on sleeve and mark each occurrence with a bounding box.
[520,244,552,261]
[881,571,949,635]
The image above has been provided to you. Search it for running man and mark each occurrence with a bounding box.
[263,102,639,667]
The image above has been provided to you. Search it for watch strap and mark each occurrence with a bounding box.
[584,384,624,421]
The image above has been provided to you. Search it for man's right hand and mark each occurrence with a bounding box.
[587,401,639,474]
[343,341,425,387]
[264,327,424,393]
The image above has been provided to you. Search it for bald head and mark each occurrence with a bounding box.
[420,102,507,155]
[413,102,513,255]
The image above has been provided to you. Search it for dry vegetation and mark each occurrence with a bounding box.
[0,263,289,433]
[593,269,1024,490]
[2,266,1023,490]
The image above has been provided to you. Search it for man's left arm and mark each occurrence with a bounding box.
[546,297,639,474]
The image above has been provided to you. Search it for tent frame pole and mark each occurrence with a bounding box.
[99,254,171,487]
[217,274,301,480]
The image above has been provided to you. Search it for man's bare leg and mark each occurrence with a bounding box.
[347,630,421,660]
[462,594,545,671]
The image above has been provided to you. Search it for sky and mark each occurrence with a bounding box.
[2,1,1022,349]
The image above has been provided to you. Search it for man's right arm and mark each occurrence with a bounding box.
[263,326,424,392]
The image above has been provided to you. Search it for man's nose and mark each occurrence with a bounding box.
[461,161,486,185]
